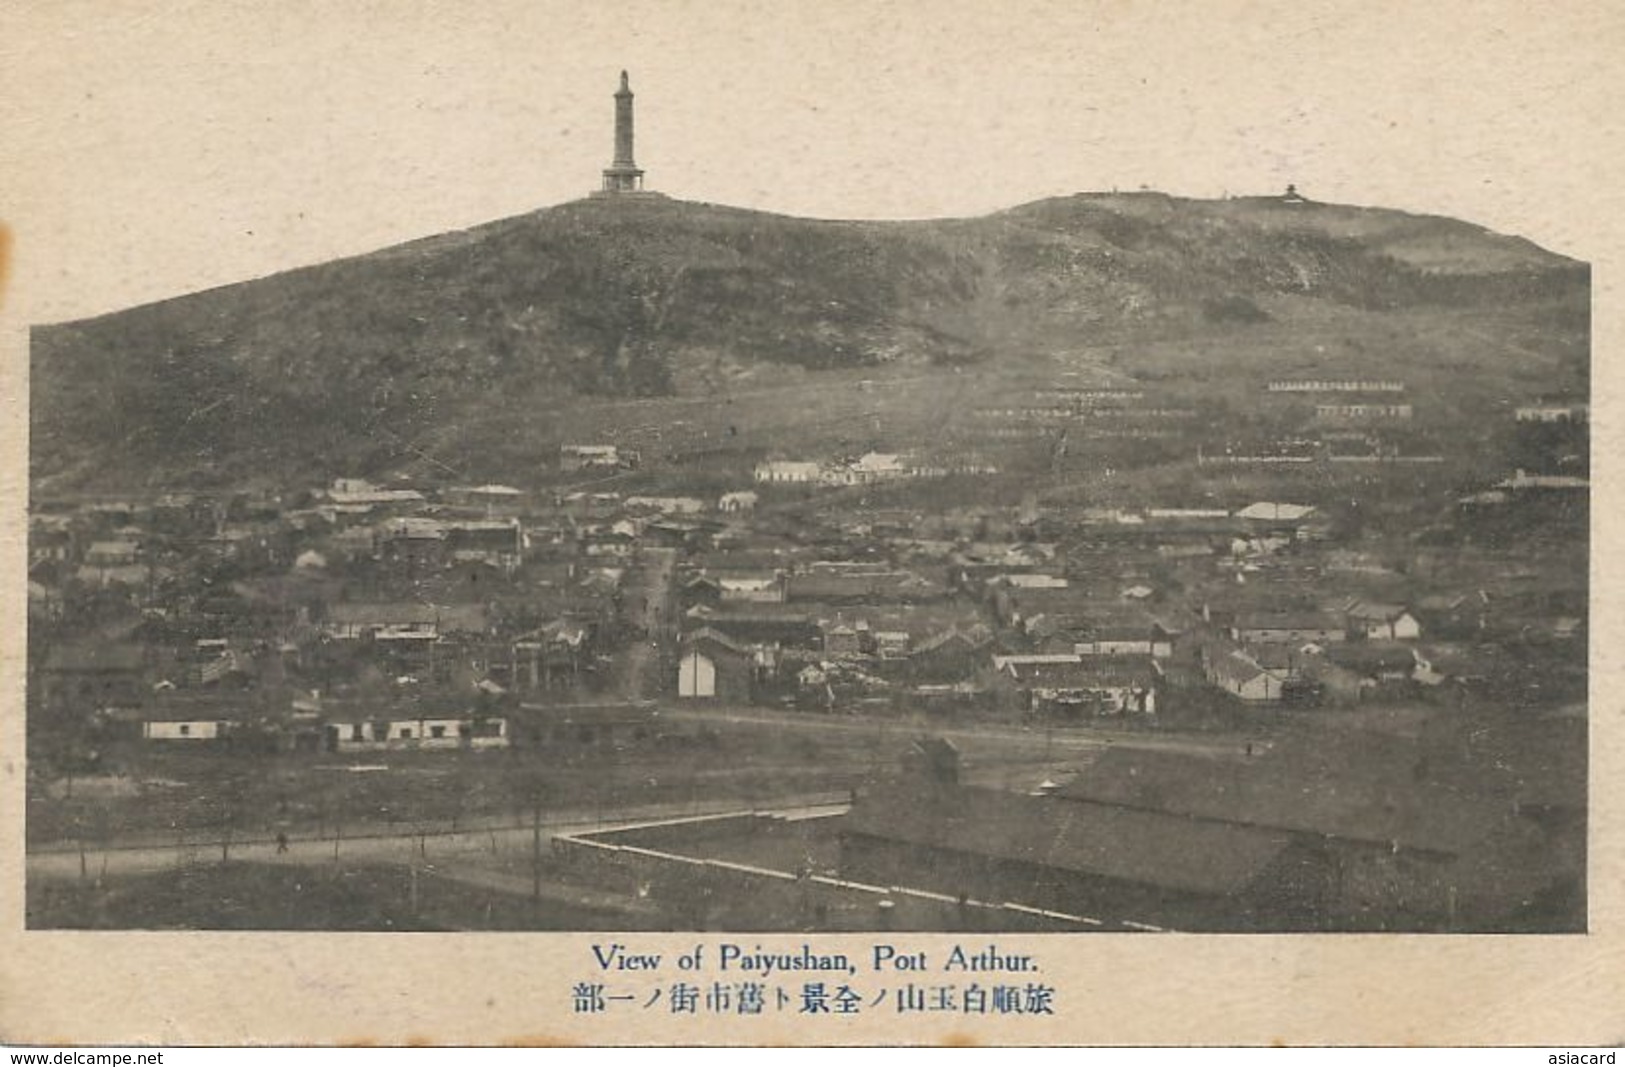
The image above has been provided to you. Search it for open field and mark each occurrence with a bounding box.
[27,705,1219,850]
[26,858,662,931]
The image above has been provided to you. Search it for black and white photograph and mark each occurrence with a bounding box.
[3,0,1618,1047]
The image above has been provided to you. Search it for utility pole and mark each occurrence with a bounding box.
[531,799,542,904]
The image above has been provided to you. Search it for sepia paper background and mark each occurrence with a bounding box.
[0,0,1620,1045]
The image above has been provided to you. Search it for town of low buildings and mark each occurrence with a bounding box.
[25,355,1587,934]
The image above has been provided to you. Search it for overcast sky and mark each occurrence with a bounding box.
[3,0,1619,323]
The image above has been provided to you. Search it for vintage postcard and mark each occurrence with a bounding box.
[0,0,1620,1047]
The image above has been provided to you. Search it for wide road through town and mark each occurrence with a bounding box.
[26,791,851,886]
[658,702,1258,761]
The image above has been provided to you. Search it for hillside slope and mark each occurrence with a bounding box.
[30,192,1588,489]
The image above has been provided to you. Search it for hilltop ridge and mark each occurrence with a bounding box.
[30,192,1588,490]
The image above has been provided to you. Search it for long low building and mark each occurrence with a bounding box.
[840,727,1569,931]
[842,777,1303,931]
[322,710,509,751]
[1266,379,1404,392]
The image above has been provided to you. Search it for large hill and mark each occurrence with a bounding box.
[30,192,1589,491]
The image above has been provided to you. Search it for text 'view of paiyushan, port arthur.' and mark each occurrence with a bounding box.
[25,66,1588,939]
